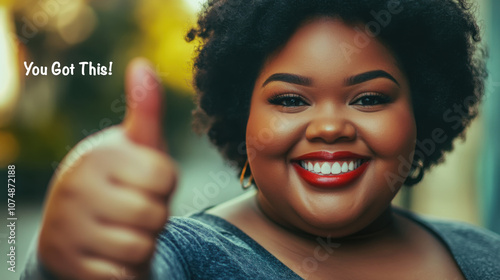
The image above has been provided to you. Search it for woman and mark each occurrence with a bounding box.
[23,0,499,279]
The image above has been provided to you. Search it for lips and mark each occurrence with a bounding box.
[292,151,370,188]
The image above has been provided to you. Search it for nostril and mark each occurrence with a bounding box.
[305,119,356,143]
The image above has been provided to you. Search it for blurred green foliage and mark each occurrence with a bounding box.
[4,0,201,198]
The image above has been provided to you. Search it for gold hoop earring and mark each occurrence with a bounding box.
[409,160,423,180]
[240,160,253,189]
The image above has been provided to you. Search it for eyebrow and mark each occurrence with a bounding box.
[345,70,400,87]
[262,73,312,87]
[261,69,400,88]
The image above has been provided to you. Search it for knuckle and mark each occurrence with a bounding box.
[123,235,154,263]
[158,159,178,192]
[131,199,168,230]
[147,153,172,177]
[129,197,152,222]
[143,155,178,195]
[82,262,122,280]
[149,203,169,229]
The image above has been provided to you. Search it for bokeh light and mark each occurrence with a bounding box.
[0,5,19,127]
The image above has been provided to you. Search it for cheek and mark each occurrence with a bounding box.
[359,107,416,160]
[246,109,303,161]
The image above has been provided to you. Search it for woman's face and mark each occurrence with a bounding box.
[246,18,416,237]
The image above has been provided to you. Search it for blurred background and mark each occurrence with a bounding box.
[0,0,498,278]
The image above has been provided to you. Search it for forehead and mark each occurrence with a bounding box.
[258,17,405,86]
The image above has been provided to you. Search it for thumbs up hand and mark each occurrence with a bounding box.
[124,58,164,149]
[38,59,177,280]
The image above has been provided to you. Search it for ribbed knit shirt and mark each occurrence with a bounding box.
[21,209,500,280]
[150,209,500,280]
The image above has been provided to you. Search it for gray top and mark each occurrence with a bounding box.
[151,209,500,280]
[21,209,500,280]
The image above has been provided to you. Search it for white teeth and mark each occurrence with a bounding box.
[321,162,331,174]
[314,163,321,173]
[332,162,341,174]
[341,162,348,173]
[300,159,366,175]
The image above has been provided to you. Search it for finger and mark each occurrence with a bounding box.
[77,222,155,266]
[38,199,103,280]
[88,185,169,232]
[122,58,165,150]
[108,145,177,198]
[80,144,177,198]
[79,257,148,280]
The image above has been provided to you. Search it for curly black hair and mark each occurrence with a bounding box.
[186,0,487,186]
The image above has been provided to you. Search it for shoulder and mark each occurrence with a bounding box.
[414,214,500,255]
[423,217,500,279]
[156,212,264,262]
[160,212,243,240]
[153,212,301,279]
[396,208,500,279]
[425,218,500,249]
[152,213,242,279]
[157,213,237,251]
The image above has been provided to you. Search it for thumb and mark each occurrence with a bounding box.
[122,58,164,150]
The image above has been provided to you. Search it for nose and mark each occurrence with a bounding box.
[305,114,356,143]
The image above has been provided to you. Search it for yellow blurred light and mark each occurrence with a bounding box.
[57,2,97,45]
[0,131,19,167]
[0,5,19,126]
[0,0,14,7]
[136,0,206,93]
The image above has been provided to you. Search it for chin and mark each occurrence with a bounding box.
[289,195,391,237]
[291,205,363,234]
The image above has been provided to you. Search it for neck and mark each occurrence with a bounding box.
[332,207,394,242]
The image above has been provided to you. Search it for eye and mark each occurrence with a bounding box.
[350,93,391,107]
[268,94,309,107]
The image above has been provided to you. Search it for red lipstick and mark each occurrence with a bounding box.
[292,151,370,188]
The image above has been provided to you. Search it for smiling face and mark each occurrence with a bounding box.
[246,18,416,237]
